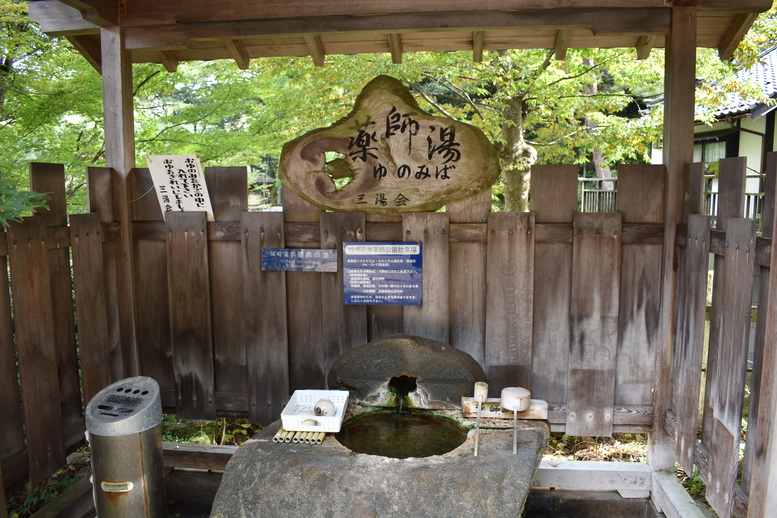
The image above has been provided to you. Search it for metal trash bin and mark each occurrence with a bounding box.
[85,376,167,517]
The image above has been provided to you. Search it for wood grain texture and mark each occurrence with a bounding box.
[165,211,216,419]
[530,165,577,402]
[485,212,535,392]
[320,212,368,378]
[7,217,65,484]
[566,212,622,437]
[70,213,113,403]
[448,189,490,363]
[30,163,83,447]
[614,165,664,407]
[205,167,248,402]
[130,169,174,398]
[242,212,289,422]
[705,217,756,517]
[670,214,711,474]
[402,212,450,342]
[87,167,124,382]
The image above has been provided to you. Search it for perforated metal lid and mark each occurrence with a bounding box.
[85,376,162,437]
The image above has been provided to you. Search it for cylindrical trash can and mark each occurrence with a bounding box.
[85,376,167,517]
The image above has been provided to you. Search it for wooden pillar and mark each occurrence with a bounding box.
[101,26,139,376]
[650,6,697,473]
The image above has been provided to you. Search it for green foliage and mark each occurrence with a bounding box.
[161,414,264,446]
[0,177,47,228]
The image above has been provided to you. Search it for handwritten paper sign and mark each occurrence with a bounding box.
[146,155,214,221]
[261,248,338,272]
[343,242,422,305]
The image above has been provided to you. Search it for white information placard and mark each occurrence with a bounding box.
[146,155,214,221]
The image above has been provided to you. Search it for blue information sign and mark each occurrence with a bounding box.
[261,248,338,272]
[343,242,423,305]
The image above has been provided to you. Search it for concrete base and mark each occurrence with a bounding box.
[211,419,549,518]
[525,489,665,518]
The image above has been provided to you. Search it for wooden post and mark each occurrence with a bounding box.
[101,26,139,376]
[651,6,697,473]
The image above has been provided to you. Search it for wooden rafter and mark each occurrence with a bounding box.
[58,0,117,26]
[66,34,101,73]
[388,33,403,64]
[304,35,325,67]
[718,13,759,61]
[554,28,571,60]
[158,51,179,73]
[636,35,657,59]
[226,39,250,69]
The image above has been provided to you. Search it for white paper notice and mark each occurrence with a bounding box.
[146,155,214,221]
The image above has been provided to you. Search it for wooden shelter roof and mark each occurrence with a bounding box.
[30,0,774,73]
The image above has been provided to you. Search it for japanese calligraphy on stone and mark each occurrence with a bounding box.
[147,154,214,221]
[279,75,501,215]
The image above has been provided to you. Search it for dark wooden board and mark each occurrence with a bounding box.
[242,212,289,422]
[320,212,368,377]
[530,165,577,402]
[7,217,66,484]
[566,212,622,437]
[205,167,248,401]
[705,217,756,516]
[402,212,450,342]
[614,165,665,406]
[485,212,535,392]
[130,169,174,395]
[447,189,489,363]
[165,211,216,418]
[670,214,711,474]
[87,167,124,382]
[70,213,113,403]
[0,256,25,481]
[30,163,83,446]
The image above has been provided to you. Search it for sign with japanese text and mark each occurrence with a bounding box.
[279,75,500,215]
[343,242,422,305]
[146,155,214,221]
[261,248,338,272]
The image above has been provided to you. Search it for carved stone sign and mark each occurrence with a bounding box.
[279,75,500,215]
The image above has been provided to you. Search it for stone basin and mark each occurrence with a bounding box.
[210,418,550,518]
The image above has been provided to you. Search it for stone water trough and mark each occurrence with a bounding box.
[210,334,549,518]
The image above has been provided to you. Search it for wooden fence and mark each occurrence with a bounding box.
[1,156,776,518]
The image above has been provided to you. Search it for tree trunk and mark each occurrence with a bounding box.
[500,96,536,212]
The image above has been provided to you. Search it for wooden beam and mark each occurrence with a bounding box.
[472,31,484,62]
[304,35,325,67]
[225,39,250,69]
[388,33,403,64]
[650,5,697,474]
[554,28,571,60]
[534,461,651,495]
[59,0,118,26]
[28,0,101,36]
[636,35,657,60]
[66,35,101,73]
[651,471,706,518]
[718,12,758,60]
[158,51,179,73]
[101,26,139,376]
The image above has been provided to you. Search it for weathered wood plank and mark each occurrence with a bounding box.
[670,214,711,474]
[0,255,25,487]
[402,212,450,342]
[447,189,490,363]
[205,167,248,405]
[705,217,756,517]
[165,211,216,418]
[282,188,325,390]
[566,212,622,437]
[7,217,66,484]
[70,213,113,403]
[747,151,777,518]
[702,157,746,448]
[242,212,288,423]
[530,165,577,403]
[30,163,82,447]
[485,212,535,392]
[87,167,124,382]
[615,165,665,408]
[129,168,173,397]
[320,212,368,377]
